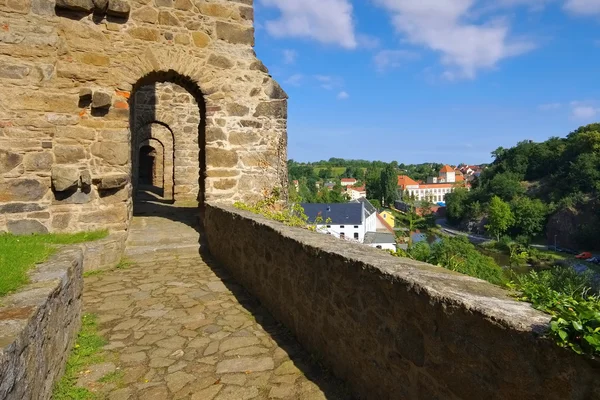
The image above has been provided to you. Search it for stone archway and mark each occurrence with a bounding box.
[135,125,175,201]
[129,71,205,209]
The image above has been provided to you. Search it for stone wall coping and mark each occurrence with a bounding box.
[0,233,125,399]
[206,202,550,333]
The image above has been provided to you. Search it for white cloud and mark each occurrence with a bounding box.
[285,74,304,86]
[373,49,420,71]
[570,101,600,119]
[337,91,350,100]
[260,0,357,49]
[357,34,382,49]
[538,102,562,111]
[564,0,600,15]
[374,0,536,78]
[314,75,344,90]
[283,49,298,64]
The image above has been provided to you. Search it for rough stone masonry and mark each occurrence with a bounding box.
[0,0,288,234]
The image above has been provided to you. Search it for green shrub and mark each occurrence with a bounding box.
[392,236,506,286]
[512,266,600,356]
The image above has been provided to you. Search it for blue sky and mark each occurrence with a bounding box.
[253,0,600,165]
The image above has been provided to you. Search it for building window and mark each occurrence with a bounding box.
[354,225,359,229]
[340,233,345,239]
[354,233,359,240]
[340,225,345,229]
[326,225,331,228]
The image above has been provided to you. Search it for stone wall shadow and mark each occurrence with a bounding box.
[198,246,356,399]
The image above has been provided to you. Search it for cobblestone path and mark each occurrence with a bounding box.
[81,202,351,400]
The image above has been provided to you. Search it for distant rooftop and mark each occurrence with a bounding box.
[364,232,396,245]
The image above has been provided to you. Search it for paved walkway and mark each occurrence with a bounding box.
[81,201,351,400]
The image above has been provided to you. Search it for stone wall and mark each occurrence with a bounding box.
[204,203,600,400]
[0,0,287,234]
[0,238,123,400]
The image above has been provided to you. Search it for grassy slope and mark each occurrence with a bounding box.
[0,231,107,297]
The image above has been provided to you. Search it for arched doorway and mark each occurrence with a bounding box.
[129,71,206,213]
[138,145,155,186]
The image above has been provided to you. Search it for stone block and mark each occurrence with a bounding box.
[226,103,249,117]
[213,179,237,191]
[173,0,192,10]
[128,27,160,41]
[23,152,53,171]
[91,142,129,165]
[93,173,129,190]
[191,31,210,48]
[53,187,94,204]
[0,203,46,215]
[0,149,23,174]
[158,10,180,26]
[8,219,49,235]
[253,101,287,119]
[106,0,130,17]
[215,21,254,46]
[79,88,93,102]
[51,165,80,192]
[92,91,112,109]
[92,0,108,11]
[0,63,31,79]
[132,6,158,23]
[206,148,238,168]
[55,0,94,12]
[207,54,234,69]
[54,145,86,164]
[264,79,288,100]
[0,179,48,202]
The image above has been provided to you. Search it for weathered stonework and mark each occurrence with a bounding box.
[0,0,287,234]
[205,203,600,400]
[0,234,125,399]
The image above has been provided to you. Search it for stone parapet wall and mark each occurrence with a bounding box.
[204,203,600,400]
[0,239,124,399]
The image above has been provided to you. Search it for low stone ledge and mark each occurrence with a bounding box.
[204,203,600,400]
[0,233,126,400]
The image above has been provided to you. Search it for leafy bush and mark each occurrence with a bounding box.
[512,266,600,356]
[234,189,311,229]
[392,236,506,286]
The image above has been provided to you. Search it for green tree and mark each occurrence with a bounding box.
[486,196,515,241]
[445,187,470,224]
[510,197,547,241]
[365,168,382,203]
[380,164,399,207]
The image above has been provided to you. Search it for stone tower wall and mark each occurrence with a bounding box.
[0,0,287,234]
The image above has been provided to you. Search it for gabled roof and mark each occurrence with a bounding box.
[440,165,454,173]
[301,203,363,225]
[351,197,377,217]
[397,175,418,188]
[364,232,396,245]
[376,213,394,233]
[341,178,357,182]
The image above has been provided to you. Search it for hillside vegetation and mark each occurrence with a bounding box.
[446,123,600,249]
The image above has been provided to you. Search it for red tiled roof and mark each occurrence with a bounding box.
[348,185,365,192]
[397,175,418,188]
[341,178,357,183]
[440,165,454,173]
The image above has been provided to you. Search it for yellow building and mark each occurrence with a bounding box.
[379,210,395,228]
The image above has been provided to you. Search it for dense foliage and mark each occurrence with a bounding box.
[393,236,506,286]
[445,123,600,246]
[512,266,600,357]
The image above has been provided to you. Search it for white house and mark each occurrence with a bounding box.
[301,198,378,244]
[340,178,358,187]
[346,185,366,201]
